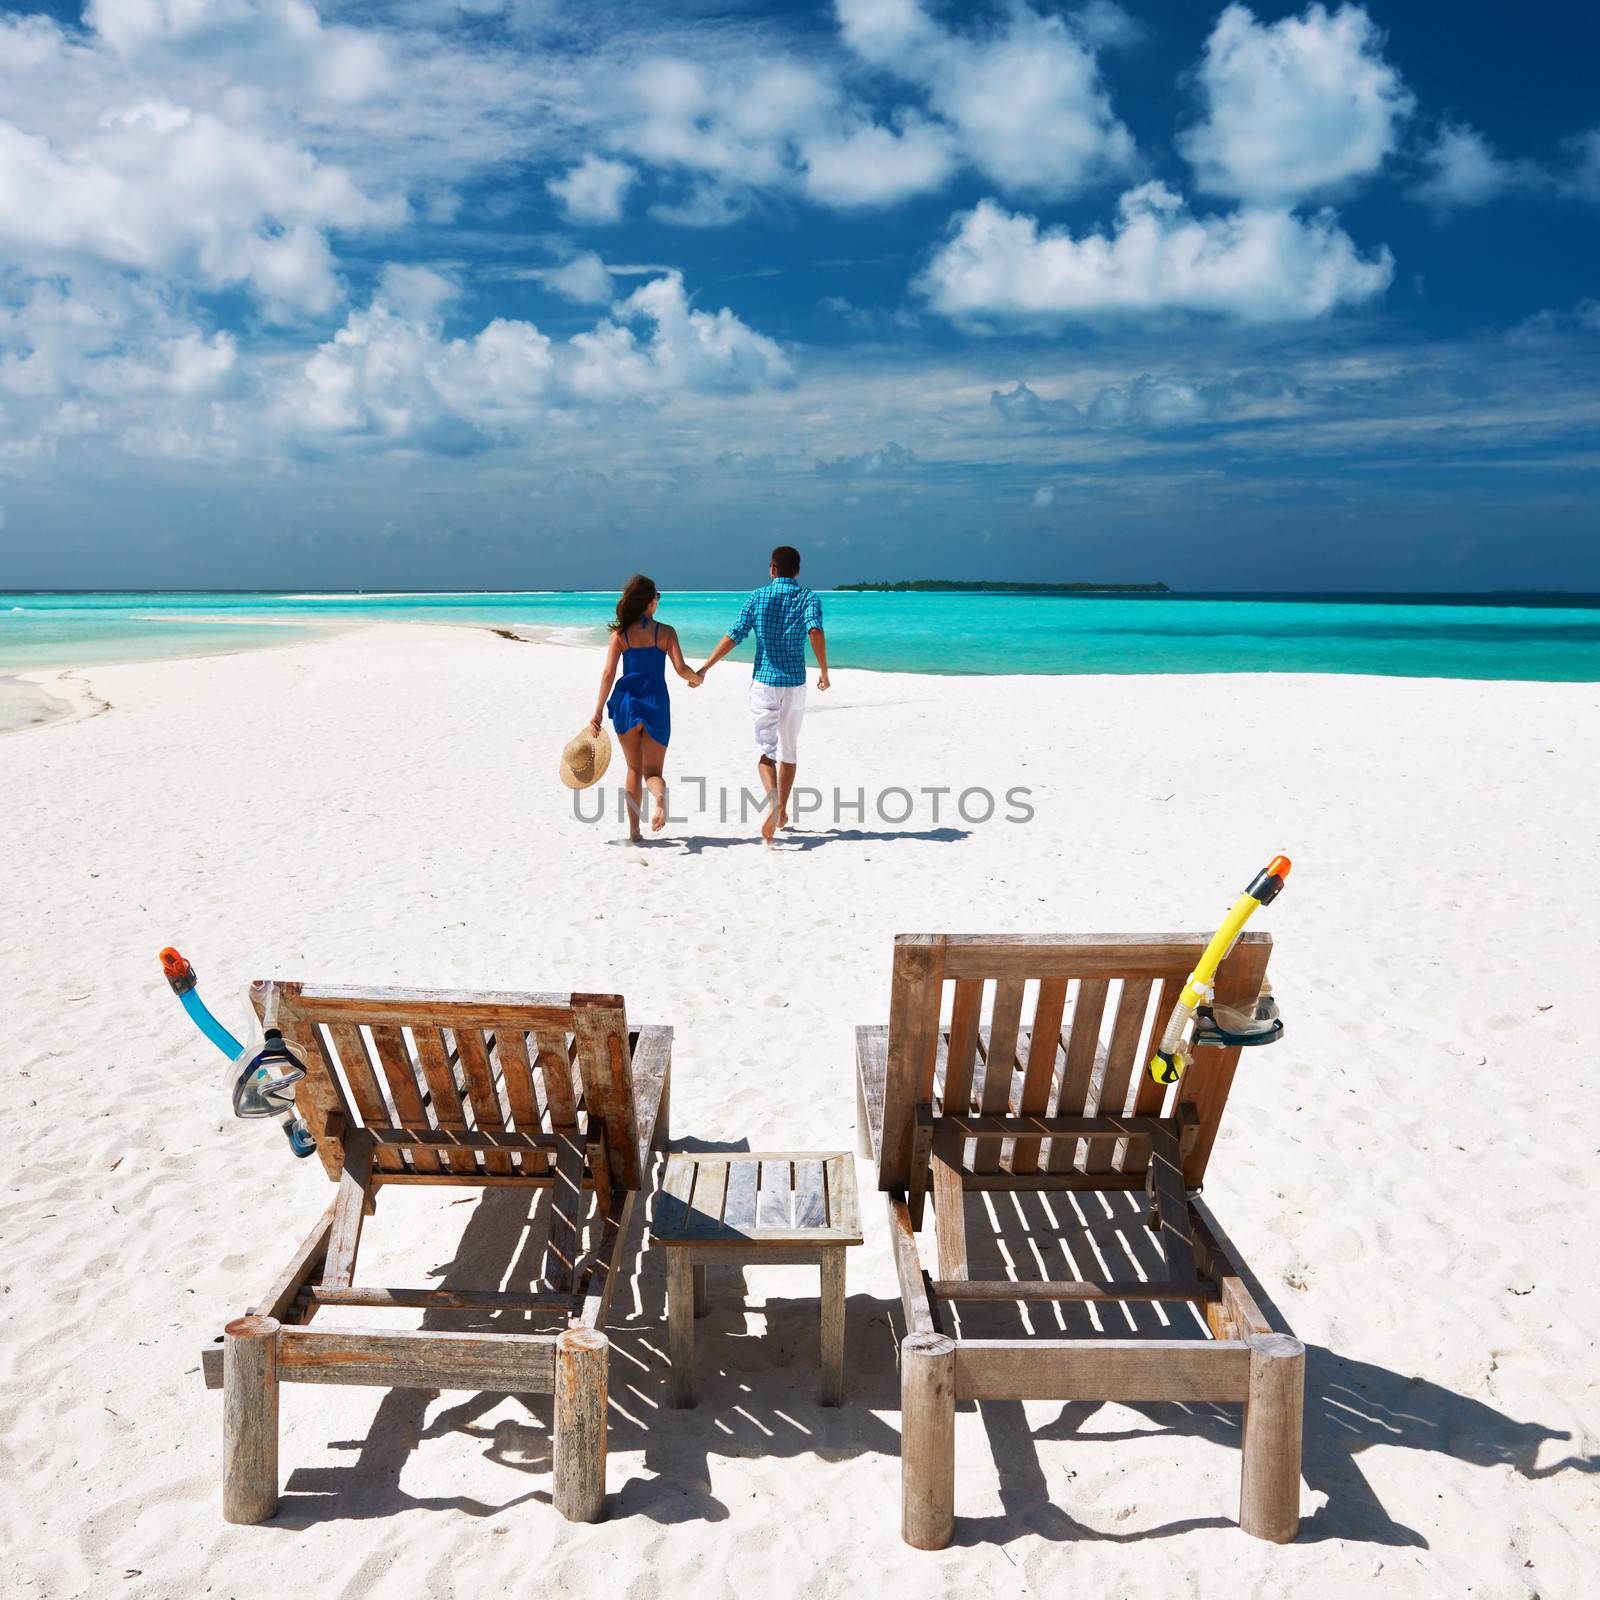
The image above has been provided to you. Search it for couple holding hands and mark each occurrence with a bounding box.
[587,545,829,844]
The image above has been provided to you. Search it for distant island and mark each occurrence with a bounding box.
[835,580,1172,595]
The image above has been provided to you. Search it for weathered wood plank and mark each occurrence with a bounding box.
[687,1158,728,1236]
[938,1112,1193,1139]
[290,985,575,1029]
[492,1027,548,1176]
[653,1150,697,1239]
[1084,979,1152,1173]
[886,1193,935,1336]
[930,1278,1218,1303]
[828,1152,861,1238]
[954,1338,1252,1403]
[1047,977,1108,1171]
[276,1326,557,1391]
[723,1160,759,1231]
[794,1159,828,1230]
[758,1159,793,1229]
[320,1129,375,1292]
[251,1200,337,1322]
[452,1027,514,1177]
[1011,977,1067,1173]
[938,932,1267,980]
[412,1025,475,1176]
[974,979,1025,1174]
[628,1026,672,1168]
[942,978,983,1116]
[533,1027,578,1130]
[571,996,641,1192]
[856,1026,887,1166]
[367,1025,441,1174]
[820,1248,846,1406]
[312,1285,580,1314]
[930,1148,967,1282]
[366,1126,559,1150]
[880,936,946,1191]
[325,1024,406,1174]
[666,1248,695,1408]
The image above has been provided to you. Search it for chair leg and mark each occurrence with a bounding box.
[693,1264,708,1318]
[667,1250,696,1407]
[900,1332,956,1549]
[222,1314,280,1525]
[819,1249,846,1406]
[1240,1333,1304,1542]
[554,1328,608,1522]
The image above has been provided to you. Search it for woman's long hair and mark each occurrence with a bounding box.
[611,574,658,635]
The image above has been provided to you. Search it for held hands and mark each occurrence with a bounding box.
[686,670,704,689]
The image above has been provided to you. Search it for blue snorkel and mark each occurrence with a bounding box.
[161,948,316,1158]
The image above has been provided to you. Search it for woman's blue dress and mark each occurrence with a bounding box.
[607,620,671,746]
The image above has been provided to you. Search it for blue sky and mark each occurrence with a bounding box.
[1,0,1596,591]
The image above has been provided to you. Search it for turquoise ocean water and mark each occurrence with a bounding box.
[4,590,1600,694]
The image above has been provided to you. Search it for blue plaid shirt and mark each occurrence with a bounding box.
[727,577,823,687]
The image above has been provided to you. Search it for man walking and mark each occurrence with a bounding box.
[697,545,829,843]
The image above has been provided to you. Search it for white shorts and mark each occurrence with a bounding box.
[749,680,806,763]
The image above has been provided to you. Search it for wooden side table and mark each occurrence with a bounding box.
[650,1151,863,1407]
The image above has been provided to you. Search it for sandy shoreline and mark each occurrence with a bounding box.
[2,622,1596,1599]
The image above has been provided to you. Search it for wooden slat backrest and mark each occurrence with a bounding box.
[877,932,1272,1193]
[251,983,643,1191]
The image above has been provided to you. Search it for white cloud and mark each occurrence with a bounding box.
[542,251,616,304]
[1031,484,1055,508]
[921,186,1393,323]
[0,12,406,319]
[1180,3,1413,205]
[547,155,637,225]
[815,440,917,476]
[799,116,955,209]
[836,0,1136,198]
[85,0,393,103]
[281,268,792,451]
[567,272,792,401]
[1412,123,1525,210]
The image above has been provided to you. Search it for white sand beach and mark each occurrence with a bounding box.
[3,622,1597,1600]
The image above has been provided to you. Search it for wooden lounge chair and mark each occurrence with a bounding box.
[855,932,1304,1549]
[199,983,671,1525]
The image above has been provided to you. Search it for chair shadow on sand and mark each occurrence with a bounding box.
[937,1190,1600,1549]
[269,1160,1596,1544]
[271,1138,905,1528]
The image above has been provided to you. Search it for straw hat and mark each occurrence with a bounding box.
[559,724,612,789]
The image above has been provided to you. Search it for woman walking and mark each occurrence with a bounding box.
[589,575,701,840]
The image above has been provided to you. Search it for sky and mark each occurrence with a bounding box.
[0,0,1597,592]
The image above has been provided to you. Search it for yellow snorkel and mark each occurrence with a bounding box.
[1148,855,1292,1085]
